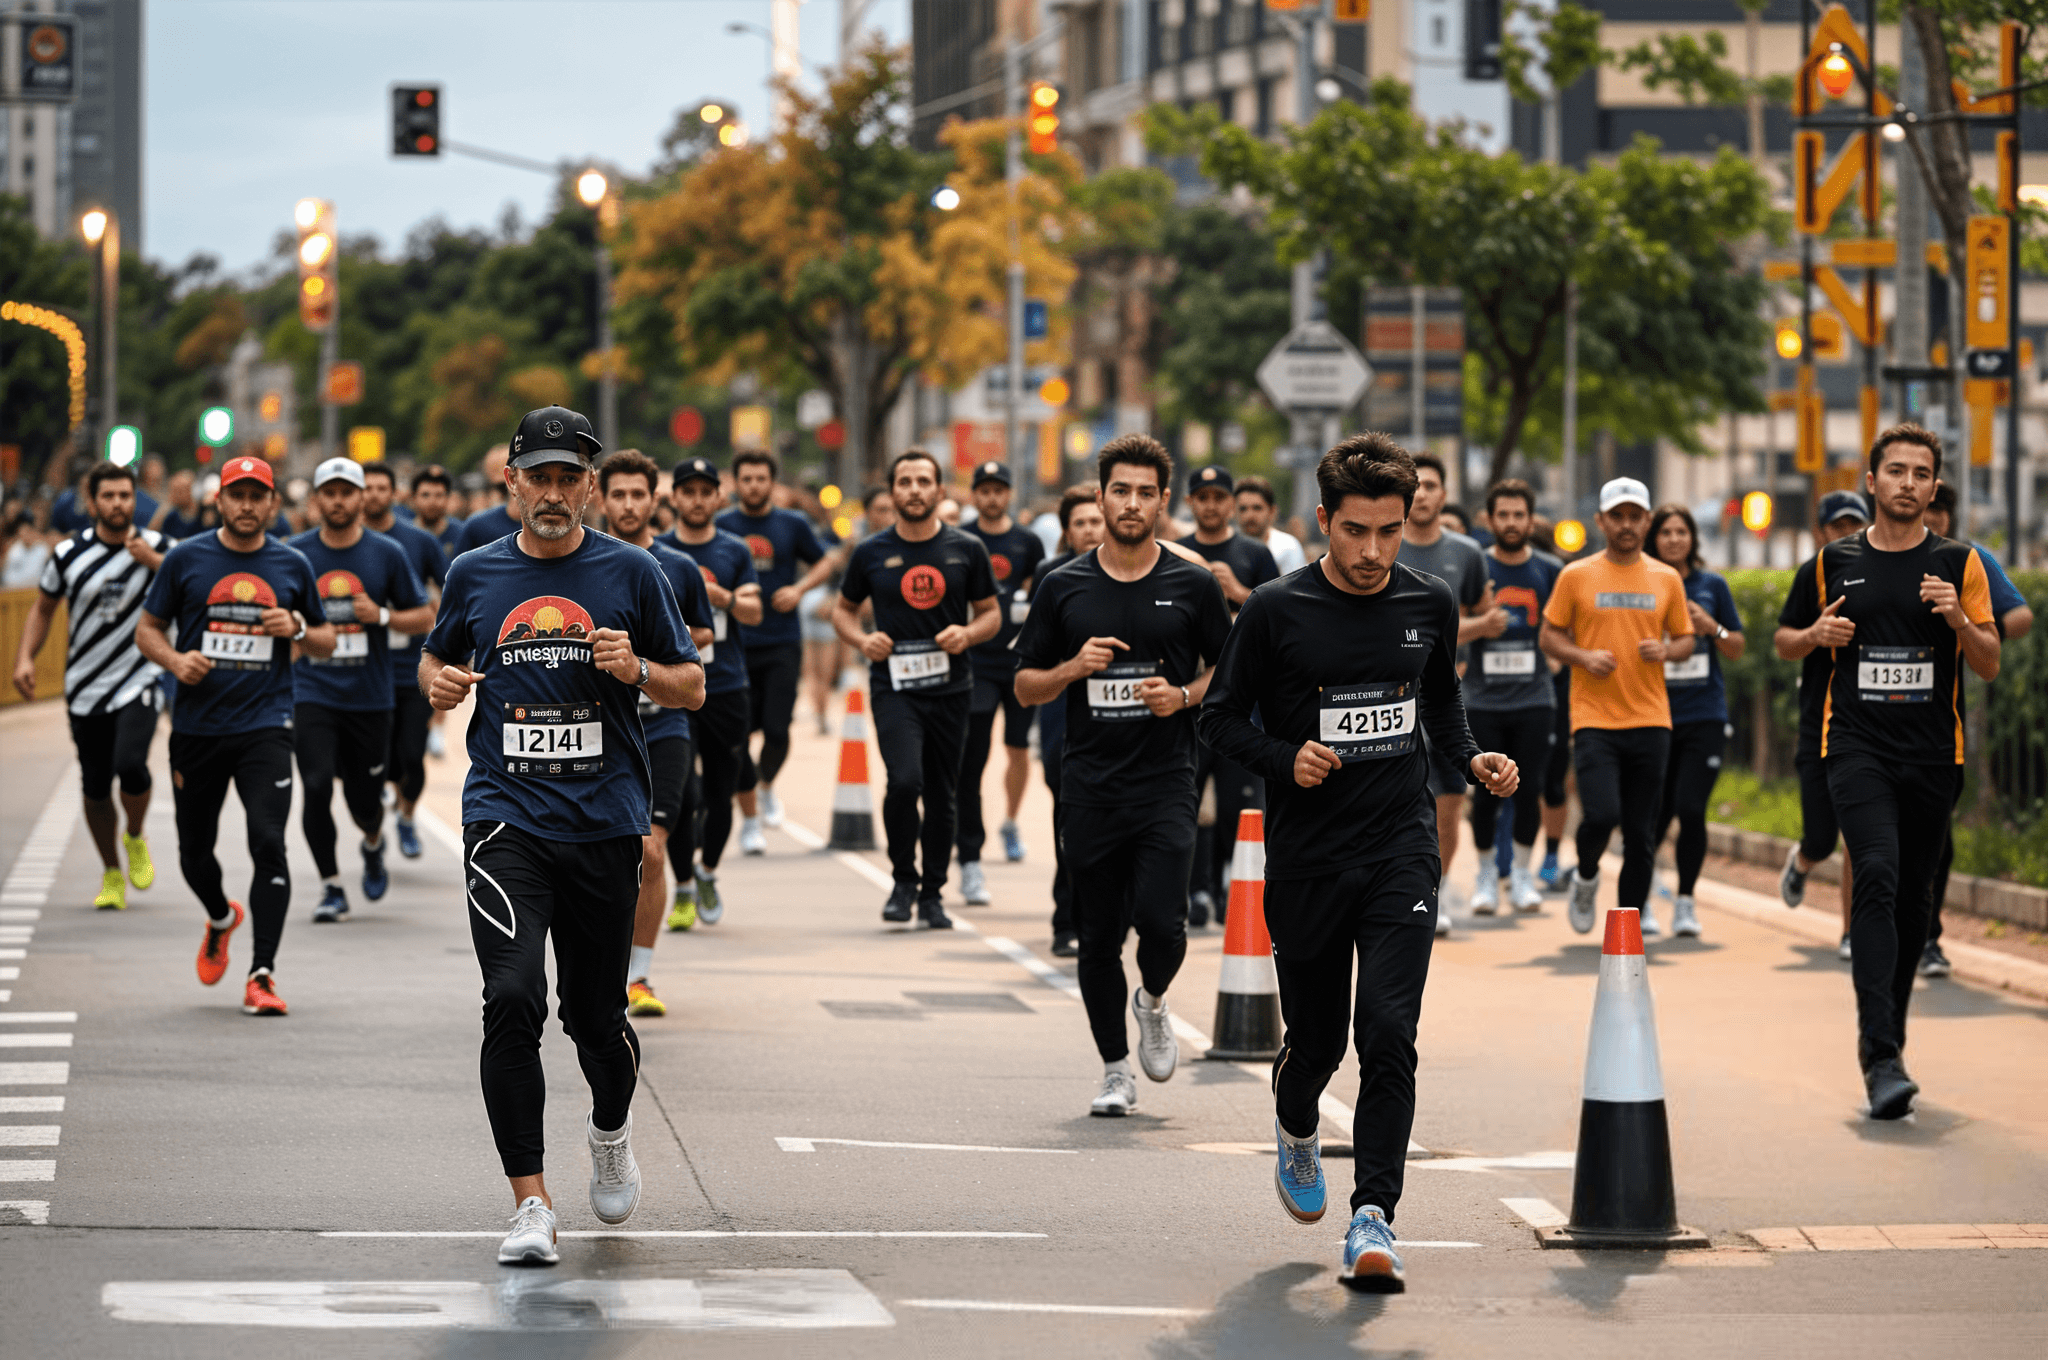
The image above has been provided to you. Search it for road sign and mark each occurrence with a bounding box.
[1257,320,1373,414]
[1966,349,2013,380]
[348,426,385,463]
[1965,216,2011,352]
[730,404,771,451]
[1023,299,1048,340]
[324,361,363,405]
[7,15,77,103]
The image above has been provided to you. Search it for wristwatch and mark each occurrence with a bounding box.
[1180,685,1192,710]
[378,606,391,627]
[1715,625,1728,640]
[634,657,651,687]
[290,611,307,642]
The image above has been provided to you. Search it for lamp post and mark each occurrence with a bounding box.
[577,170,617,452]
[79,207,118,459]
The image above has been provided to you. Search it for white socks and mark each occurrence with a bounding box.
[628,945,654,981]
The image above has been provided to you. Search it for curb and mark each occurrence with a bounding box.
[1705,823,2048,933]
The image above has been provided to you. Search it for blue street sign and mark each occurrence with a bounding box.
[1023,299,1048,340]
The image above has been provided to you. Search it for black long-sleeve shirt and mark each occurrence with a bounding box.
[1198,561,1479,881]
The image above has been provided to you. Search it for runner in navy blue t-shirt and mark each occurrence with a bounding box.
[364,462,446,860]
[421,407,701,1267]
[137,456,336,1017]
[660,455,762,926]
[449,446,524,557]
[406,464,464,762]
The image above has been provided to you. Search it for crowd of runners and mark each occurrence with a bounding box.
[11,405,2031,1289]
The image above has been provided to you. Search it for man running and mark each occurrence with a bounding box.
[719,450,832,852]
[1540,477,1695,936]
[1199,433,1518,1290]
[1016,436,1230,1116]
[420,406,701,1265]
[448,445,520,555]
[599,451,715,1018]
[1234,475,1307,573]
[362,461,446,862]
[136,456,335,1015]
[289,459,432,922]
[1028,485,1109,958]
[1777,425,1997,1118]
[659,456,763,927]
[1462,479,1559,916]
[12,460,169,910]
[833,450,999,929]
[410,464,465,563]
[957,459,1045,903]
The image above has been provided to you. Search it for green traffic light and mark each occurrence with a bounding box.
[198,406,234,447]
[105,425,141,467]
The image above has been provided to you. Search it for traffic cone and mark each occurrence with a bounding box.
[827,688,877,851]
[1536,907,1706,1249]
[1204,809,1281,1061]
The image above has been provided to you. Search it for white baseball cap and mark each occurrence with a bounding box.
[1598,477,1652,513]
[313,457,366,489]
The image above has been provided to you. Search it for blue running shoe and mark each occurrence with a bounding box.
[1342,1206,1405,1292]
[361,839,389,901]
[1000,820,1027,863]
[395,817,422,860]
[313,883,349,923]
[1538,857,1566,893]
[1274,1120,1326,1223]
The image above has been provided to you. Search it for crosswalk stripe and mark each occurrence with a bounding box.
[0,1160,56,1181]
[0,1063,69,1084]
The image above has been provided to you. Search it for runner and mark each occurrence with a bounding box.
[448,445,521,555]
[409,464,465,562]
[11,460,169,910]
[1461,479,1559,916]
[288,459,432,922]
[598,450,716,1017]
[1777,424,1997,1118]
[1234,474,1307,573]
[1538,477,1694,936]
[136,455,336,1015]
[957,459,1045,903]
[419,405,701,1264]
[361,461,446,862]
[659,456,763,928]
[832,450,999,928]
[1645,503,1743,940]
[1027,484,1108,958]
[1198,432,1519,1290]
[1775,490,1872,961]
[1177,465,1279,926]
[720,450,833,853]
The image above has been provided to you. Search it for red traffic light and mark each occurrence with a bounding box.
[415,89,434,107]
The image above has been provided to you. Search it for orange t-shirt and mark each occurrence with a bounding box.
[1542,554,1694,732]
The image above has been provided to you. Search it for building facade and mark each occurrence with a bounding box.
[1,0,144,250]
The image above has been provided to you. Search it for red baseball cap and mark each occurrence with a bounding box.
[221,456,275,490]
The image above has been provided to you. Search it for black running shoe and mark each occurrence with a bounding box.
[882,883,916,923]
[1917,941,1951,978]
[1864,1058,1919,1121]
[1188,890,1213,929]
[918,896,954,930]
[1050,933,1079,958]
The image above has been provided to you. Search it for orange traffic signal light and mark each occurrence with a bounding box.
[296,198,337,332]
[1027,81,1059,155]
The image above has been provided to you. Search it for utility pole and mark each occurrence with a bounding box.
[1547,89,1576,524]
[1288,7,1326,521]
[771,0,802,130]
[1005,36,1027,502]
[80,209,119,458]
[1895,19,1928,431]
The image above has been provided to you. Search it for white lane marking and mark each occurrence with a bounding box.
[0,1199,50,1224]
[324,1230,1045,1240]
[1502,1197,1568,1228]
[0,951,25,961]
[0,1160,56,1181]
[0,927,33,939]
[413,805,467,858]
[0,993,10,1003]
[978,934,1082,1000]
[0,909,41,921]
[902,1298,1205,1318]
[0,968,17,980]
[0,1013,76,1024]
[1,768,80,906]
[0,1063,68,1084]
[0,1034,71,1048]
[0,1096,62,1112]
[0,1125,58,1145]
[1412,1152,1575,1173]
[776,1137,1076,1155]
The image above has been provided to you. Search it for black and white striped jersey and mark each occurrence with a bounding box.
[37,528,170,716]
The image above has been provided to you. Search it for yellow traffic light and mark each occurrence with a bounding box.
[1775,323,1802,360]
[1817,50,1854,99]
[1027,81,1059,154]
[294,198,321,229]
[299,231,333,267]
[1741,491,1773,533]
[295,198,337,332]
[1554,519,1586,554]
[1039,375,1070,407]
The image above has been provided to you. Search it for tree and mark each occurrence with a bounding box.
[0,193,89,483]
[1147,201,1292,430]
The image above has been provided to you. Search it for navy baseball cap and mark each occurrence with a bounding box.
[1817,490,1870,525]
[508,406,602,470]
[971,460,1011,488]
[672,456,720,489]
[1188,465,1234,495]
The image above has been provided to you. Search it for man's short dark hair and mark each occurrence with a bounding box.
[1095,434,1172,492]
[1410,451,1448,485]
[1235,474,1277,507]
[1058,483,1099,530]
[731,449,779,479]
[1868,422,1942,478]
[1316,432,1418,518]
[411,464,453,493]
[598,449,663,497]
[1486,478,1535,516]
[1929,481,1957,517]
[887,448,942,485]
[86,462,136,499]
[359,460,395,488]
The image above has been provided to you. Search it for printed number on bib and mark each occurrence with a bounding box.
[1663,649,1710,686]
[326,629,369,661]
[1318,681,1418,762]
[713,610,728,642]
[387,626,413,649]
[1481,642,1536,677]
[502,701,604,777]
[887,639,950,692]
[1856,645,1933,703]
[1085,662,1158,722]
[200,626,274,665]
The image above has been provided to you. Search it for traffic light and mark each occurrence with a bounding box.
[695,101,745,150]
[391,85,440,156]
[1741,491,1773,534]
[1027,82,1060,155]
[295,198,337,332]
[1774,322,1802,360]
[198,406,234,447]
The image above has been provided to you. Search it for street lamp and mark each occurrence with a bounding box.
[577,170,617,451]
[576,170,607,209]
[78,207,118,462]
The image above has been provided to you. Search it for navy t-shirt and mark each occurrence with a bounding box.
[423,517,465,564]
[642,540,715,744]
[1665,568,1742,728]
[658,527,757,696]
[1464,551,1561,712]
[965,518,1046,682]
[142,532,323,737]
[375,519,448,689]
[451,505,523,558]
[423,531,696,842]
[839,525,997,699]
[287,528,427,713]
[717,506,827,649]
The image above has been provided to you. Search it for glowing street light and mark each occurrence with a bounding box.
[931,186,960,211]
[577,170,609,207]
[1817,47,1855,99]
[699,103,725,124]
[298,231,333,267]
[295,197,322,229]
[1554,519,1587,554]
[80,209,107,244]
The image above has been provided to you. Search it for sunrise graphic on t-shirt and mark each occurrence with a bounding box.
[745,534,774,572]
[205,573,277,609]
[316,570,366,623]
[497,596,596,645]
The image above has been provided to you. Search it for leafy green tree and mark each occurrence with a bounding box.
[1148,202,1291,430]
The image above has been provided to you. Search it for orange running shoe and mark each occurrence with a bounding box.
[196,901,245,986]
[242,968,288,1016]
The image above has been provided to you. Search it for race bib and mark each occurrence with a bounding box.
[699,641,714,666]
[329,629,369,660]
[1480,642,1536,677]
[502,700,604,777]
[387,626,413,649]
[1663,649,1710,686]
[887,639,950,692]
[1856,645,1933,702]
[713,610,728,642]
[200,625,274,666]
[1010,598,1030,625]
[1318,680,1419,762]
[1085,662,1158,722]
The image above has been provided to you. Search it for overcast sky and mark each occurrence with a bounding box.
[145,0,909,276]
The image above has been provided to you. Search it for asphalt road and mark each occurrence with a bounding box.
[2,691,2045,1358]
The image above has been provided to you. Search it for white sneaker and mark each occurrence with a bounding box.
[1090,1066,1138,1116]
[1470,866,1500,916]
[498,1196,558,1265]
[426,727,446,759]
[739,817,766,856]
[1509,861,1544,912]
[960,861,991,906]
[760,787,784,828]
[587,1115,642,1225]
[1132,988,1177,1082]
[1568,870,1599,934]
[1672,895,1701,938]
[1641,903,1663,937]
[1434,909,1452,937]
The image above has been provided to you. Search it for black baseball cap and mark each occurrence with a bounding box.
[508,406,602,470]
[1188,465,1234,495]
[971,460,1011,488]
[672,456,719,489]
[1817,490,1870,525]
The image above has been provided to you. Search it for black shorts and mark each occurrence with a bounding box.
[69,693,159,801]
[647,735,692,830]
[972,675,1035,748]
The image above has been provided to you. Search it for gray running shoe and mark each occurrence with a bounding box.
[1132,988,1178,1082]
[1779,845,1808,908]
[960,861,991,906]
[1089,1067,1137,1116]
[1838,933,1853,961]
[586,1115,641,1225]
[1671,895,1701,938]
[1568,870,1600,934]
[694,866,723,925]
[498,1196,558,1266]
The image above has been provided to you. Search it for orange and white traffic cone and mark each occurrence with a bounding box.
[1204,809,1281,1061]
[1537,906,1706,1249]
[827,689,877,851]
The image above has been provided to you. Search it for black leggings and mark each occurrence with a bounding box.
[1654,719,1725,896]
[169,727,294,974]
[870,686,971,896]
[1544,670,1572,807]
[1041,703,1072,936]
[1467,706,1553,852]
[1191,741,1264,900]
[692,688,749,869]
[1060,797,1195,1063]
[387,683,433,803]
[464,820,642,1179]
[957,679,1033,864]
[1572,726,1670,911]
[69,695,158,801]
[736,643,802,790]
[1794,751,1840,867]
[293,704,392,879]
[1926,767,1967,943]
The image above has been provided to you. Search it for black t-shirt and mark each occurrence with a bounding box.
[839,524,997,699]
[1012,547,1232,808]
[965,517,1046,677]
[1778,557,1833,761]
[1199,561,1479,881]
[1780,528,1993,767]
[1176,531,1279,612]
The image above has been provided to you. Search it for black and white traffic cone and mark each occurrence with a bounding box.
[826,689,877,851]
[1536,906,1707,1249]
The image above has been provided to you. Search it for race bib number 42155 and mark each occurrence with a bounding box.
[1318,680,1419,762]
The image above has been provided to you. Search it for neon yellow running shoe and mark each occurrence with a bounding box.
[626,978,667,1017]
[123,833,154,890]
[93,866,126,911]
[666,889,697,932]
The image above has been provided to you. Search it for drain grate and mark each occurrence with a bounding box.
[903,992,1034,1013]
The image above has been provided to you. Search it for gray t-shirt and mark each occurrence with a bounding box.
[1397,529,1486,613]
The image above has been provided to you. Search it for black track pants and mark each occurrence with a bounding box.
[869,686,971,897]
[388,684,433,803]
[1795,751,1840,867]
[736,642,801,791]
[1059,796,1195,1063]
[1653,719,1725,896]
[1926,766,1967,944]
[293,704,392,880]
[169,727,294,974]
[1572,726,1670,910]
[1040,702,1072,936]
[1467,705,1553,852]
[1191,742,1264,900]
[693,689,749,869]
